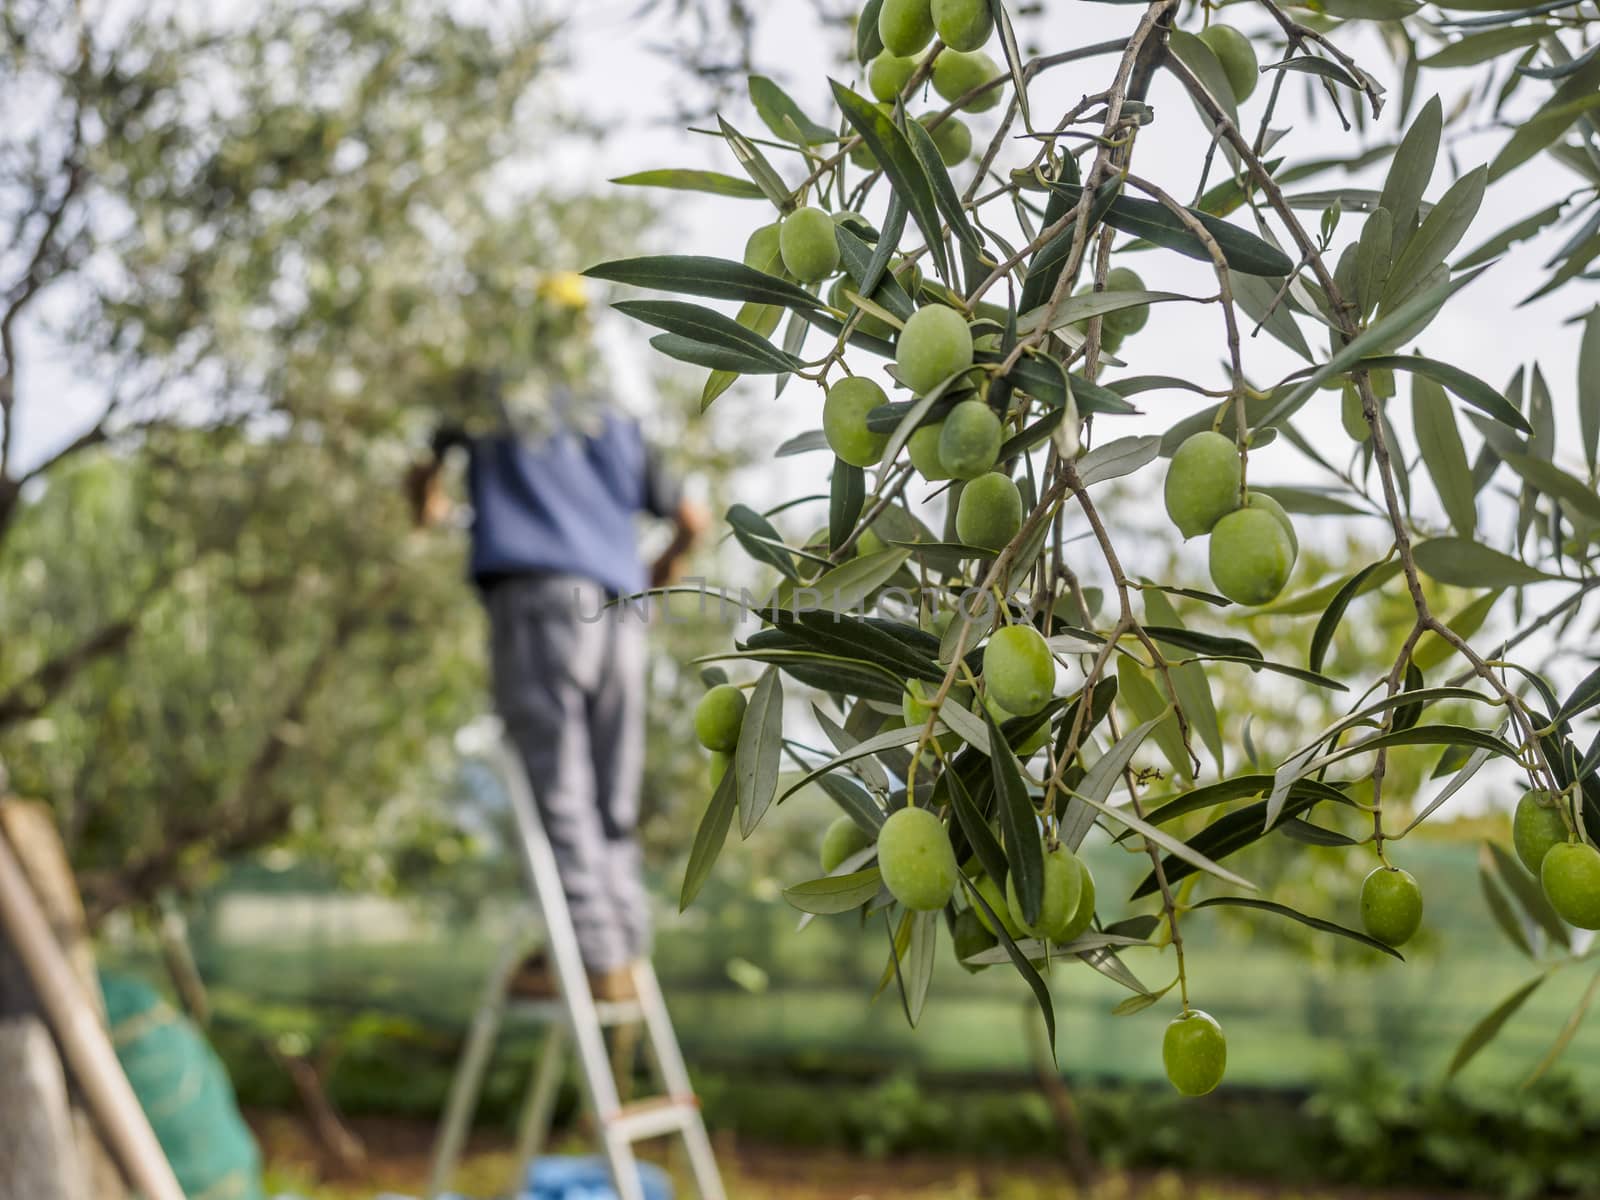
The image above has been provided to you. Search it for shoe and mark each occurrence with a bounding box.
[508,952,559,1000]
[507,953,638,1003]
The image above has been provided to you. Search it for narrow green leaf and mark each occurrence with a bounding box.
[621,300,802,370]
[1139,775,1273,830]
[1167,29,1240,132]
[779,722,928,801]
[1117,660,1189,785]
[1254,485,1371,517]
[1190,654,1350,691]
[1353,208,1393,319]
[1413,537,1560,586]
[1581,307,1600,475]
[749,75,834,144]
[773,547,913,614]
[1379,166,1487,312]
[905,117,981,251]
[1360,354,1533,434]
[1257,265,1491,428]
[1190,896,1403,960]
[1557,663,1600,724]
[1232,273,1315,362]
[1085,787,1259,893]
[1420,25,1551,68]
[962,874,1055,1057]
[587,255,825,312]
[1132,794,1318,898]
[1023,289,1195,338]
[1145,592,1224,772]
[1061,710,1167,851]
[1413,376,1478,536]
[1042,181,1294,276]
[727,503,799,580]
[1501,452,1600,522]
[857,0,885,63]
[1447,976,1546,1077]
[829,460,866,553]
[1485,840,1572,947]
[946,766,1009,887]
[650,333,794,375]
[681,767,738,910]
[1266,55,1365,91]
[1075,435,1163,487]
[1143,626,1263,662]
[831,82,950,281]
[736,667,785,837]
[1456,198,1570,269]
[1401,729,1503,833]
[898,909,938,1026]
[1322,0,1420,18]
[1310,559,1390,672]
[1490,82,1600,181]
[1480,855,1537,958]
[1379,96,1442,254]
[718,116,794,207]
[988,703,1043,925]
[1523,969,1600,1086]
[784,868,883,914]
[1264,560,1400,615]
[1319,722,1517,766]
[987,0,1031,129]
[612,169,766,199]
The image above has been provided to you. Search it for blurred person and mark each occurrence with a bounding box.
[408,273,708,1002]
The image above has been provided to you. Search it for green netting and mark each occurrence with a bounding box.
[100,971,265,1200]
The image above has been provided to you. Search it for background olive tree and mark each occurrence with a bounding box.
[595,0,1600,1091]
[0,0,746,919]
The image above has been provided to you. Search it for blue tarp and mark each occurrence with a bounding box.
[526,1157,673,1200]
[369,1155,673,1200]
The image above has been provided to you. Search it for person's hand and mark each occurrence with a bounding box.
[650,497,710,588]
[405,461,450,528]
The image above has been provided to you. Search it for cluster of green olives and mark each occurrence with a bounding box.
[859,0,1007,171]
[1513,789,1600,929]
[1164,432,1298,606]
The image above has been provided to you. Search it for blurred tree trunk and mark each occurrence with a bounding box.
[0,800,125,1200]
[1027,1003,1095,1188]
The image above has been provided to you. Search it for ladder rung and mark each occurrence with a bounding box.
[508,997,645,1026]
[605,1095,699,1143]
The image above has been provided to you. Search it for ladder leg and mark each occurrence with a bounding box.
[628,962,726,1200]
[427,940,523,1200]
[600,1128,649,1200]
[499,737,643,1196]
[677,1109,728,1200]
[509,1021,568,1195]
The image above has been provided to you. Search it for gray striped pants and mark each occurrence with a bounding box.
[485,575,651,972]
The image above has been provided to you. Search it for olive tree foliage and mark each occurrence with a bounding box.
[595,0,1600,1088]
[0,0,689,914]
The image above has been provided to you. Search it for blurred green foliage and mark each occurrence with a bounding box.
[0,0,744,915]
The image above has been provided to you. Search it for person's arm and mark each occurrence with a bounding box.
[640,438,709,588]
[649,495,711,589]
[406,427,466,529]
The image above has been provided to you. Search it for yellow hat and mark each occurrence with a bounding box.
[538,271,590,311]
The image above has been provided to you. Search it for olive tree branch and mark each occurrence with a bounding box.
[1166,52,1565,800]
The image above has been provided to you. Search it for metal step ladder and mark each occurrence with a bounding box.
[428,728,725,1200]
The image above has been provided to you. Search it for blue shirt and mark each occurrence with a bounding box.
[437,411,679,597]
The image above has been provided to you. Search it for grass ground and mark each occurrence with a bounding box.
[252,1112,1483,1200]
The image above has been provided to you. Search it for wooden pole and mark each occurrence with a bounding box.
[0,826,184,1200]
[0,803,125,1199]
